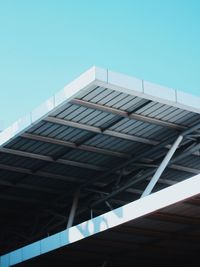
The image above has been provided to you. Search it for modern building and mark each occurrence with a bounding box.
[0,67,200,266]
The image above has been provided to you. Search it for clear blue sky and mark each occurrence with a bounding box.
[0,0,200,128]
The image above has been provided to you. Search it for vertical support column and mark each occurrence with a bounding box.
[141,135,183,198]
[67,189,80,228]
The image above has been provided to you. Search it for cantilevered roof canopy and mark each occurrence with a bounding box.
[1,174,200,266]
[0,67,200,255]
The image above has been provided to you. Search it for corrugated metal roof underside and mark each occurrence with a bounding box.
[0,85,200,255]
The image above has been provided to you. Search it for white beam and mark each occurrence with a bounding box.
[141,135,183,197]
[1,174,200,267]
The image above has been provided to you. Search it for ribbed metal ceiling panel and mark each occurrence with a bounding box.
[1,70,200,257]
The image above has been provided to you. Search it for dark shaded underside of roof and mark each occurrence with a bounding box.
[1,86,200,255]
[14,194,200,267]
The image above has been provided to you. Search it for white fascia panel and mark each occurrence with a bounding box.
[54,66,105,107]
[0,254,9,267]
[176,90,200,114]
[94,69,200,115]
[22,241,41,262]
[40,232,61,254]
[1,173,200,267]
[0,66,100,147]
[0,66,200,148]
[31,96,55,123]
[107,70,143,93]
[143,81,176,104]
[0,114,31,147]
[101,70,143,96]
[9,249,22,266]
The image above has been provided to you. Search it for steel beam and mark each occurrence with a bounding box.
[1,122,199,233]
[105,129,158,145]
[23,133,199,176]
[0,161,193,206]
[80,142,200,213]
[43,140,200,223]
[22,133,131,159]
[44,116,159,146]
[81,121,200,189]
[0,158,198,189]
[37,117,200,159]
[142,158,200,175]
[0,148,107,172]
[71,99,186,131]
[146,178,176,186]
[0,163,82,183]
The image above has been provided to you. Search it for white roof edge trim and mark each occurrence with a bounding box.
[0,66,99,147]
[1,173,200,266]
[94,69,200,114]
[0,66,200,148]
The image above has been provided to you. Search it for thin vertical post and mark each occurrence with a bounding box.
[67,189,80,228]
